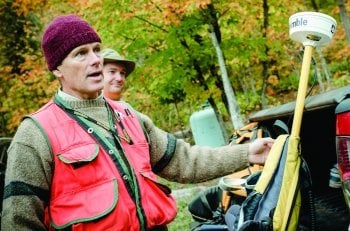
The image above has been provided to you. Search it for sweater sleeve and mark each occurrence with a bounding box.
[1,118,53,231]
[140,113,250,184]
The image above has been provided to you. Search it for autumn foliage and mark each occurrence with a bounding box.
[1,0,350,137]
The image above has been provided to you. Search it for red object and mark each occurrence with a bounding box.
[336,110,350,181]
[32,99,177,230]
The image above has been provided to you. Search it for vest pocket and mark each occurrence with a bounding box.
[51,143,118,229]
[57,143,99,165]
[50,178,118,229]
[140,171,172,195]
[139,171,177,226]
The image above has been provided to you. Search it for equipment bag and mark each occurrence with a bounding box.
[225,135,315,231]
[188,120,315,231]
[229,120,289,145]
[188,186,228,231]
[188,120,289,230]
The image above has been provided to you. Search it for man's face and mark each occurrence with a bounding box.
[53,42,103,99]
[102,62,127,101]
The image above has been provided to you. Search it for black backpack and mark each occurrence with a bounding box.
[188,121,315,231]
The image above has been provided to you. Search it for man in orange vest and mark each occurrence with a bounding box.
[1,14,274,231]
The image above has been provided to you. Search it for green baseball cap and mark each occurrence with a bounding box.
[101,48,136,77]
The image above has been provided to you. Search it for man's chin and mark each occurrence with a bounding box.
[111,87,123,92]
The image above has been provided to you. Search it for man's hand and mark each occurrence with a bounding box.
[248,137,275,165]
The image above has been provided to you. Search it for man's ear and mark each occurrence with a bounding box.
[52,69,62,78]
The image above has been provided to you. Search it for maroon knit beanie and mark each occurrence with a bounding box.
[42,14,101,71]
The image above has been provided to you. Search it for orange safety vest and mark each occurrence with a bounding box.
[31,99,177,230]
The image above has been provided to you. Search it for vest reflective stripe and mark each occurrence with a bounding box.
[32,100,177,230]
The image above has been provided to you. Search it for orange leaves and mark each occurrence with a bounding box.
[19,54,58,97]
[161,0,190,25]
[12,0,46,16]
[121,12,136,19]
[0,53,58,135]
[160,0,211,25]
[195,0,211,10]
[334,44,350,60]
[267,75,279,85]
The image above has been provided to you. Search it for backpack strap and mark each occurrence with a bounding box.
[272,119,289,136]
[255,134,289,193]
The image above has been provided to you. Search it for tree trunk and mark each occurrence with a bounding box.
[316,47,332,89]
[337,0,350,44]
[248,68,257,95]
[179,35,229,140]
[207,97,229,143]
[261,0,269,109]
[312,56,325,92]
[209,24,244,130]
[238,73,248,97]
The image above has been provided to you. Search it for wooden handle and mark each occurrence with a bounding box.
[291,45,314,137]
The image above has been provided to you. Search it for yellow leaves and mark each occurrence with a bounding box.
[65,0,101,10]
[195,0,211,10]
[334,44,350,60]
[157,0,211,25]
[268,75,279,85]
[266,75,279,96]
[121,12,136,19]
[227,2,246,16]
[161,0,190,25]
[7,107,27,133]
[12,0,46,16]
[0,53,58,134]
